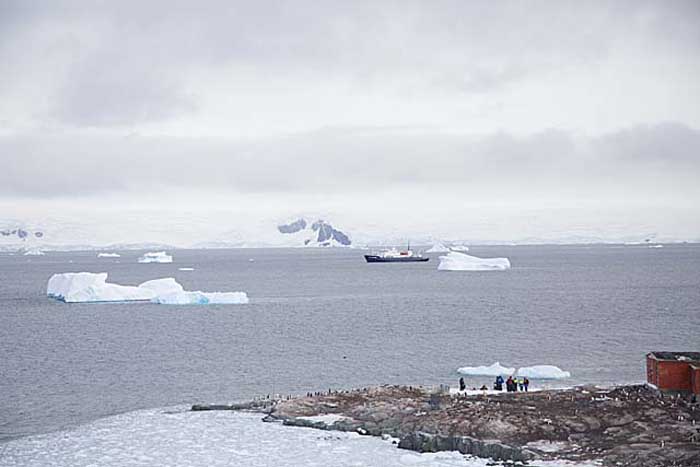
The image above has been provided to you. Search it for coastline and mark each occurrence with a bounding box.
[194,384,700,467]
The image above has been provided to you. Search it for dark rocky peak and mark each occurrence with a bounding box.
[278,218,307,234]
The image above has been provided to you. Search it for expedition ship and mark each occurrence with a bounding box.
[364,245,429,263]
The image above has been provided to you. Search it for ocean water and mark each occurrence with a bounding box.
[1,245,699,446]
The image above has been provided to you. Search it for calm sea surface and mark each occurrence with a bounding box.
[1,245,699,442]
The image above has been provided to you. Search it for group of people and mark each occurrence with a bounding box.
[457,375,530,392]
[494,375,529,392]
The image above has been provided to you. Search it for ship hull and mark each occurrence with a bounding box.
[364,255,429,263]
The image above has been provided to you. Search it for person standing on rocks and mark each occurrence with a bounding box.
[518,378,524,391]
[494,375,504,391]
[523,377,530,392]
[459,377,466,391]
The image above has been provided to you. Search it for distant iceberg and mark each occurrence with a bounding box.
[97,252,121,258]
[438,251,510,271]
[426,243,450,253]
[516,365,571,379]
[457,362,515,376]
[23,248,45,256]
[450,244,469,252]
[178,267,195,271]
[138,251,173,263]
[47,272,248,305]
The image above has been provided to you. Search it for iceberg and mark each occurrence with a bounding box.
[97,252,121,258]
[47,272,154,303]
[23,248,45,256]
[153,291,249,305]
[178,267,195,271]
[457,362,515,376]
[516,365,571,379]
[138,251,173,263]
[437,251,510,271]
[426,243,450,253]
[450,244,469,252]
[47,273,248,305]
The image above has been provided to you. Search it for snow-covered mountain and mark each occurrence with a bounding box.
[276,218,351,247]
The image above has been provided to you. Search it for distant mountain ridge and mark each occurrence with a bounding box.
[277,218,351,247]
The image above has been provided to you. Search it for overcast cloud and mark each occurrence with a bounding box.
[1,0,699,241]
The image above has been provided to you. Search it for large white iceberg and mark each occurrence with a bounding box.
[426,243,450,253]
[47,272,248,305]
[516,365,571,379]
[138,251,173,263]
[437,251,510,271]
[47,272,154,303]
[450,244,469,252]
[457,362,515,376]
[97,252,121,258]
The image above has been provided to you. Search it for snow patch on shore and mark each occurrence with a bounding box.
[438,251,510,271]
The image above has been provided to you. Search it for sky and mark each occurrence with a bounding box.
[1,1,699,245]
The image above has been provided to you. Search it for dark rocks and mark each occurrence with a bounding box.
[277,219,307,234]
[397,432,533,462]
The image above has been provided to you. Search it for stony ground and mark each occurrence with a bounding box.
[259,384,700,466]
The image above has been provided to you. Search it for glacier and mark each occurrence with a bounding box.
[47,273,248,305]
[457,362,516,376]
[426,243,450,253]
[437,251,511,271]
[138,251,173,263]
[517,365,571,379]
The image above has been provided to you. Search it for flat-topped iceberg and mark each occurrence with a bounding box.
[516,365,571,379]
[47,272,154,303]
[97,252,121,258]
[457,362,515,376]
[426,243,450,253]
[138,251,173,263]
[438,251,510,271]
[47,272,248,305]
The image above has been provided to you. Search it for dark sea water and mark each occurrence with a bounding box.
[1,245,699,442]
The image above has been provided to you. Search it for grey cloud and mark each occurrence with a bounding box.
[3,1,700,127]
[1,123,698,199]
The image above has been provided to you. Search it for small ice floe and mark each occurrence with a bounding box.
[138,251,173,263]
[248,258,255,262]
[648,244,664,248]
[516,365,571,379]
[438,251,510,271]
[426,243,450,253]
[178,267,195,271]
[153,291,249,305]
[23,248,45,256]
[457,362,515,376]
[47,272,248,305]
[97,252,121,258]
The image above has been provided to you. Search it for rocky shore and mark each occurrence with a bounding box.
[193,384,700,466]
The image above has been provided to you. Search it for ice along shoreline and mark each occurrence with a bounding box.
[192,384,700,467]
